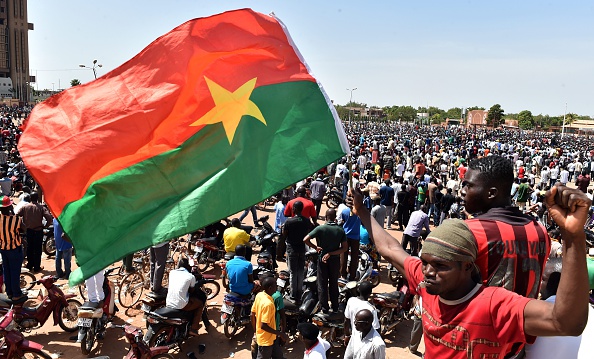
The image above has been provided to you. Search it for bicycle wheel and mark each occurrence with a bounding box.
[118,272,145,308]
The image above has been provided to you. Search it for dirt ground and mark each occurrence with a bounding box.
[21,205,425,359]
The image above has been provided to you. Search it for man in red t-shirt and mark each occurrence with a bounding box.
[350,184,590,359]
[284,186,317,225]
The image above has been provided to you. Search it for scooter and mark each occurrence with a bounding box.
[0,275,81,333]
[77,267,118,355]
[0,307,52,358]
[108,323,174,359]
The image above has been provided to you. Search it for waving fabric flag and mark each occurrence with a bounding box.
[18,8,349,285]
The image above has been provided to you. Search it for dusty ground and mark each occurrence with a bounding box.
[21,205,424,359]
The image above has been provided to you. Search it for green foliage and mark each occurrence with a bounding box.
[487,104,504,127]
[382,105,418,122]
[70,79,81,87]
[517,110,534,130]
[466,106,485,111]
[445,107,462,119]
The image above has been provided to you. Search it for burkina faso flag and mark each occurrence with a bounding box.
[18,8,348,285]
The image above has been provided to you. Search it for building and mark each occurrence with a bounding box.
[0,0,33,103]
[466,110,488,127]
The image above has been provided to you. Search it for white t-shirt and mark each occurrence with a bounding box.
[166,268,196,309]
[525,295,594,359]
[304,337,331,359]
[344,297,380,331]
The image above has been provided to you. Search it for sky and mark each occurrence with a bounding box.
[28,0,594,117]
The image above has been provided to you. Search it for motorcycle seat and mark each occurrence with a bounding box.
[153,306,193,320]
[375,291,402,300]
[282,298,299,311]
[224,292,252,306]
[199,237,218,245]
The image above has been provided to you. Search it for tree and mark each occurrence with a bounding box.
[71,79,81,87]
[466,106,485,111]
[517,110,534,130]
[445,107,462,119]
[487,104,504,127]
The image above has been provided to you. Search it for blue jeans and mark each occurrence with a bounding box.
[0,246,24,297]
[55,248,72,278]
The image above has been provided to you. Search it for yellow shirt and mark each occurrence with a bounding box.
[251,291,276,346]
[223,227,250,253]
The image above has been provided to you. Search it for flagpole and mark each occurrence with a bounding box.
[561,102,567,138]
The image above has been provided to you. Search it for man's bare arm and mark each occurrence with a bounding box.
[350,188,409,274]
[524,185,590,336]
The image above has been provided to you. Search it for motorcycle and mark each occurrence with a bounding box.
[284,275,320,336]
[107,323,174,359]
[220,291,254,339]
[0,307,53,358]
[77,267,118,355]
[144,277,214,347]
[42,225,56,257]
[252,215,279,275]
[0,275,81,333]
[345,250,380,287]
[312,280,358,347]
[192,218,256,272]
[325,186,343,209]
[371,267,414,336]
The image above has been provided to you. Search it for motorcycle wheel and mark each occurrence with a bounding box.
[20,271,36,291]
[202,281,220,300]
[43,236,56,257]
[119,272,144,308]
[370,274,381,287]
[223,315,238,339]
[388,270,399,283]
[379,308,391,336]
[325,197,339,209]
[18,349,53,358]
[58,299,82,332]
[150,355,174,359]
[80,325,96,355]
[149,327,171,347]
[196,252,210,272]
[222,274,229,290]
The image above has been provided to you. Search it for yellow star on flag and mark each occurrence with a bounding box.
[191,76,267,144]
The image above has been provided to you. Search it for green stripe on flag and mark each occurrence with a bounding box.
[64,80,345,284]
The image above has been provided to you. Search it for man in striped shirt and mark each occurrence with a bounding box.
[0,195,25,302]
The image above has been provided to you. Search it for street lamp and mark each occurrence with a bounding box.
[79,59,102,79]
[346,87,357,125]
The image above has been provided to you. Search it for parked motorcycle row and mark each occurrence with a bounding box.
[0,212,414,358]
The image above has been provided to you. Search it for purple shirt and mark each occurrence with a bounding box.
[403,210,430,237]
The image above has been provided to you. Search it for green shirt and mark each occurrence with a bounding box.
[587,257,594,290]
[308,222,346,256]
[272,290,284,330]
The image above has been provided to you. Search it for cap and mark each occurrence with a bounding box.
[0,196,12,208]
[297,322,319,341]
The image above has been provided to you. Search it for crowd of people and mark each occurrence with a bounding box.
[2,110,594,358]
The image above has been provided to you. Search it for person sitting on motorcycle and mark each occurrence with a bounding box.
[224,218,252,261]
[166,257,205,336]
[226,244,258,296]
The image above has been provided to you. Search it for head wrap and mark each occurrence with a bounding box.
[422,219,477,262]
